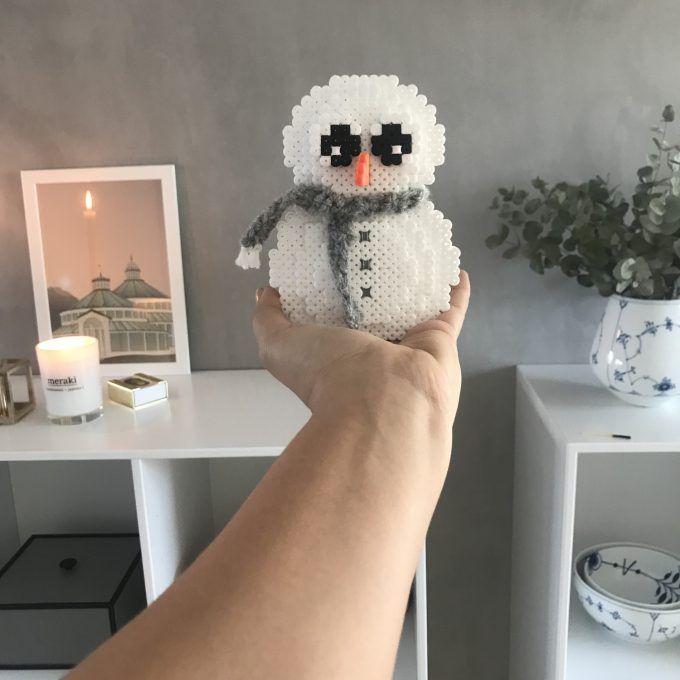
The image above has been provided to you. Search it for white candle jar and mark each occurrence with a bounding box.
[35,337,103,425]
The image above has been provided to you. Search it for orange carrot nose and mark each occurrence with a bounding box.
[355,151,370,186]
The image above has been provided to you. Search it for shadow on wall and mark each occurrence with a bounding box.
[427,365,516,679]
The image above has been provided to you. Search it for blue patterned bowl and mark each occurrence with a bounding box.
[574,545,680,644]
[583,543,680,609]
[590,296,680,407]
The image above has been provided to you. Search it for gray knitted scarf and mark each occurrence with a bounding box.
[240,184,424,328]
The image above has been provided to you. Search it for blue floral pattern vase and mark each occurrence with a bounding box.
[590,295,680,407]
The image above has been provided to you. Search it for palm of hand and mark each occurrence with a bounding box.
[253,272,470,422]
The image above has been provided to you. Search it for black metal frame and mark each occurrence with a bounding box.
[0,532,143,670]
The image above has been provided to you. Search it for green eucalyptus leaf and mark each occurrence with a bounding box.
[498,223,510,240]
[543,243,562,265]
[633,191,650,210]
[560,254,582,277]
[510,210,524,226]
[485,234,503,249]
[665,195,680,222]
[596,280,616,296]
[577,274,594,288]
[551,211,572,231]
[641,224,658,243]
[649,197,666,215]
[671,176,680,196]
[614,257,636,281]
[512,190,528,205]
[523,221,542,241]
[563,236,578,251]
[637,165,655,182]
[524,198,542,214]
[637,278,655,296]
[634,256,652,281]
[663,104,675,122]
[502,244,521,259]
[649,209,664,225]
[659,220,680,236]
[673,240,680,259]
[649,249,674,269]
[529,255,545,274]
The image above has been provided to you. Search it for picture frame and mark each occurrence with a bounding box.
[21,165,191,376]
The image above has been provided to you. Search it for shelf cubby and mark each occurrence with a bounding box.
[0,371,427,679]
[511,365,680,680]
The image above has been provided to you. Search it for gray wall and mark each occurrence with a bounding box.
[1,1,678,676]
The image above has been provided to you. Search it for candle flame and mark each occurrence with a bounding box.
[85,190,93,211]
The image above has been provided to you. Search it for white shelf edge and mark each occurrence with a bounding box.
[0,671,66,679]
[0,447,286,463]
[516,367,570,448]
[394,601,418,680]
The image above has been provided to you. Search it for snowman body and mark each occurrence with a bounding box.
[269,199,459,341]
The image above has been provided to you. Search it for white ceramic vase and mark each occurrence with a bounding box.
[590,296,680,407]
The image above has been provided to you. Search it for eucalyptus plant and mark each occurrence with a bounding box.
[486,105,680,299]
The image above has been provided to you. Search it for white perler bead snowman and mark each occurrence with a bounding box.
[236,74,461,341]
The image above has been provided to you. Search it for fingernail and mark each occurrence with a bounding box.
[256,287,265,301]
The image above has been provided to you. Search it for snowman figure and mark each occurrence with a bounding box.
[236,74,461,341]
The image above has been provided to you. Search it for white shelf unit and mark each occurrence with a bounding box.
[0,370,427,679]
[510,365,680,680]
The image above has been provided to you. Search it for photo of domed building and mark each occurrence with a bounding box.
[54,257,175,362]
[25,172,189,374]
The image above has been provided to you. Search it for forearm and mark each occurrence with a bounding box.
[68,392,451,680]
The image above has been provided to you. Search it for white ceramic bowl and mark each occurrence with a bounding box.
[573,546,680,644]
[583,543,680,609]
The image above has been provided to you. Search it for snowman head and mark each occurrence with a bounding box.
[283,75,445,195]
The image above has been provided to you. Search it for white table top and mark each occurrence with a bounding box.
[0,370,310,461]
[519,365,680,451]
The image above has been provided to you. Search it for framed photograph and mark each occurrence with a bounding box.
[21,165,191,376]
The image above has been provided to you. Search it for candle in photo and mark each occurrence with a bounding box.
[83,189,98,281]
[35,336,103,424]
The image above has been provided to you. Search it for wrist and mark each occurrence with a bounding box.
[307,352,458,430]
[309,370,454,470]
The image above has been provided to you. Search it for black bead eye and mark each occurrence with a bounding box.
[371,123,412,166]
[320,124,361,167]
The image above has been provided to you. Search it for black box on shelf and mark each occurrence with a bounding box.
[0,533,146,669]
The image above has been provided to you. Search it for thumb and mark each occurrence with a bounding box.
[252,286,291,350]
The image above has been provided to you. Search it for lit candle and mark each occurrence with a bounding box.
[35,336,103,425]
[83,190,96,219]
[83,190,98,280]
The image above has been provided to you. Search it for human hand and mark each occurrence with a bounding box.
[252,271,470,426]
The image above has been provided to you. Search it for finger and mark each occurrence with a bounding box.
[437,270,471,338]
[252,286,291,349]
[399,271,470,365]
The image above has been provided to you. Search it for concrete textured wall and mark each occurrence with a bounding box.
[2,1,679,676]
